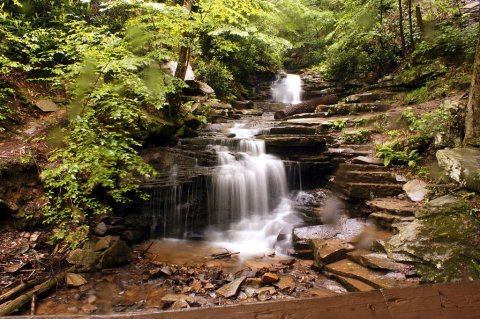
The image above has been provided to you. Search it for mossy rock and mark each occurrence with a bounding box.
[385,195,480,283]
[140,110,177,143]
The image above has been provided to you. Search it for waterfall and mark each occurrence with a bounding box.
[271,73,303,105]
[207,124,302,255]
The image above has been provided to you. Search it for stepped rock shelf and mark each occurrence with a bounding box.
[16,74,478,316]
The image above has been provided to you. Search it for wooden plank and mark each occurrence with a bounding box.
[10,281,480,319]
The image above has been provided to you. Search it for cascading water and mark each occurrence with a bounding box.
[271,73,303,104]
[207,124,302,255]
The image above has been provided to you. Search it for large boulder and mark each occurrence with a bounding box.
[385,195,480,282]
[274,95,339,120]
[437,148,480,193]
[67,236,131,272]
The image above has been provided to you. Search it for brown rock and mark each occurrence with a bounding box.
[347,250,416,275]
[274,276,296,291]
[170,299,189,310]
[312,239,355,266]
[161,294,190,304]
[261,273,279,284]
[325,272,376,292]
[216,277,246,298]
[324,259,409,289]
[65,273,88,287]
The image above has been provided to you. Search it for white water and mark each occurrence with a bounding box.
[271,73,303,105]
[208,124,302,256]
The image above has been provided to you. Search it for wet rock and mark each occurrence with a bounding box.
[293,218,368,244]
[244,277,263,288]
[268,127,316,135]
[67,249,101,272]
[368,212,415,230]
[216,276,246,298]
[347,251,416,275]
[345,92,395,103]
[312,239,355,266]
[366,198,418,216]
[274,276,296,292]
[385,195,480,282]
[238,109,263,116]
[81,304,97,314]
[184,80,215,96]
[232,100,254,109]
[161,294,191,304]
[98,238,130,269]
[324,259,408,289]
[94,222,108,236]
[87,295,97,304]
[65,273,88,287]
[170,299,190,310]
[403,179,428,202]
[256,286,276,301]
[436,148,480,192]
[325,272,376,292]
[351,156,383,166]
[184,113,203,130]
[261,273,279,284]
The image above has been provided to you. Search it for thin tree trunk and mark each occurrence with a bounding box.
[416,5,425,36]
[399,0,407,57]
[380,0,384,27]
[464,29,480,146]
[408,0,414,50]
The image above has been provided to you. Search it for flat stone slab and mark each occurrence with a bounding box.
[35,99,58,112]
[260,135,327,148]
[293,218,368,244]
[324,272,376,292]
[366,198,419,216]
[347,250,416,275]
[324,259,409,289]
[437,148,480,192]
[312,239,355,265]
[216,276,246,298]
[351,156,383,166]
[368,212,414,230]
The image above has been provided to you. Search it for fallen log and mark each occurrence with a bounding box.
[274,95,339,120]
[0,278,41,304]
[0,267,73,316]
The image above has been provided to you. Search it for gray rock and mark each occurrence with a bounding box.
[98,238,130,269]
[352,156,383,165]
[65,273,88,287]
[385,196,479,282]
[216,276,246,298]
[437,148,480,192]
[67,249,101,272]
[403,179,428,202]
[94,222,107,236]
[35,99,58,112]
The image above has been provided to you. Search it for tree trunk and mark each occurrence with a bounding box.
[380,0,384,27]
[408,0,414,50]
[416,5,424,36]
[398,0,407,56]
[464,30,480,147]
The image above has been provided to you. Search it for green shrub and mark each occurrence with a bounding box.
[405,86,429,104]
[342,129,372,144]
[376,144,421,167]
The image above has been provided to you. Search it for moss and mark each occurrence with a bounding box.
[386,196,480,283]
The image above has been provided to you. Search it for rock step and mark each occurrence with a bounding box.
[366,198,419,217]
[338,163,388,172]
[323,271,376,292]
[345,92,396,104]
[260,135,328,148]
[334,182,404,200]
[323,259,411,289]
[336,171,400,184]
[266,126,317,135]
[325,148,374,162]
[316,103,390,116]
[346,250,416,275]
[368,212,415,230]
